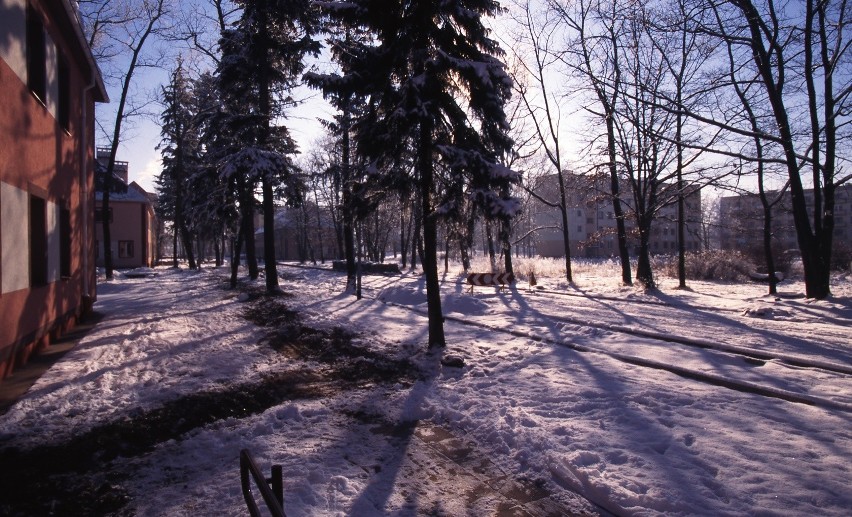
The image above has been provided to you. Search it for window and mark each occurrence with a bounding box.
[119,240,134,258]
[26,4,46,102]
[30,195,47,286]
[95,240,99,258]
[60,207,71,277]
[95,207,113,223]
[58,55,70,131]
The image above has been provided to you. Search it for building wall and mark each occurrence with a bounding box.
[94,197,157,269]
[531,174,702,259]
[719,184,852,256]
[0,0,105,380]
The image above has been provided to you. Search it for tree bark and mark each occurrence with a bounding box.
[635,221,654,288]
[419,118,445,348]
[239,177,259,280]
[261,177,280,291]
[230,224,243,289]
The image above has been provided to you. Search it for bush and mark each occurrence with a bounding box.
[658,250,756,282]
[832,242,852,272]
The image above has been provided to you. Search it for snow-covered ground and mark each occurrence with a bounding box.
[1,261,850,516]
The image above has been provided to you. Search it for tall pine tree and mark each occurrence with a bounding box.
[339,0,519,348]
[216,0,319,293]
[158,60,199,269]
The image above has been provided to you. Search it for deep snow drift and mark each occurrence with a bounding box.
[1,262,850,516]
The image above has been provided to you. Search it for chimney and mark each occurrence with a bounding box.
[96,146,129,185]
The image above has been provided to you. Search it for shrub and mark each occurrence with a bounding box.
[658,250,756,282]
[832,242,852,272]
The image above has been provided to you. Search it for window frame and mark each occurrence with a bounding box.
[60,206,71,278]
[57,53,70,131]
[118,240,134,259]
[26,4,46,103]
[95,207,113,223]
[29,195,48,287]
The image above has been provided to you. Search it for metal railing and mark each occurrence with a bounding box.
[240,449,286,517]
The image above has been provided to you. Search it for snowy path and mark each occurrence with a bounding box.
[286,265,852,515]
[2,265,850,516]
[345,270,852,412]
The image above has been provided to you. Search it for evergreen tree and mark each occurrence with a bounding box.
[216,0,319,293]
[157,60,199,269]
[339,0,520,348]
[305,24,371,293]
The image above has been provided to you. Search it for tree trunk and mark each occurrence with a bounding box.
[444,233,450,274]
[419,118,445,348]
[356,221,363,300]
[178,220,196,268]
[230,225,243,289]
[399,206,408,268]
[314,192,326,264]
[342,100,356,291]
[102,188,113,279]
[556,172,573,283]
[239,177,259,280]
[605,120,632,286]
[677,184,687,288]
[762,206,778,295]
[411,202,421,271]
[175,145,197,269]
[676,133,686,289]
[635,220,655,288]
[486,219,497,272]
[172,223,178,268]
[502,219,513,277]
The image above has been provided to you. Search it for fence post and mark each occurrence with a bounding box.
[272,464,283,507]
[240,449,286,517]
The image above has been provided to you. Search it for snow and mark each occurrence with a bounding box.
[1,263,851,516]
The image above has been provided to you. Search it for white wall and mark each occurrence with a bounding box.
[0,0,27,83]
[44,34,58,119]
[1,181,30,294]
[47,200,60,282]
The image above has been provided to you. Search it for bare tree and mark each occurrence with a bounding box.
[708,0,852,299]
[545,0,633,285]
[79,0,172,280]
[649,0,714,288]
[508,1,575,283]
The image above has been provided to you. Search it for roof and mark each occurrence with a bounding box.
[95,181,152,204]
[59,0,108,103]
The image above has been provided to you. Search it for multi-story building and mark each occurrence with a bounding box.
[0,0,108,379]
[529,173,702,259]
[94,148,157,269]
[719,184,852,257]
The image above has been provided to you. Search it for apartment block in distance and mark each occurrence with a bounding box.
[0,0,108,379]
[530,173,702,259]
[719,184,852,257]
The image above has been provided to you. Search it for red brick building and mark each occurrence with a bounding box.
[94,147,158,269]
[0,0,108,379]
